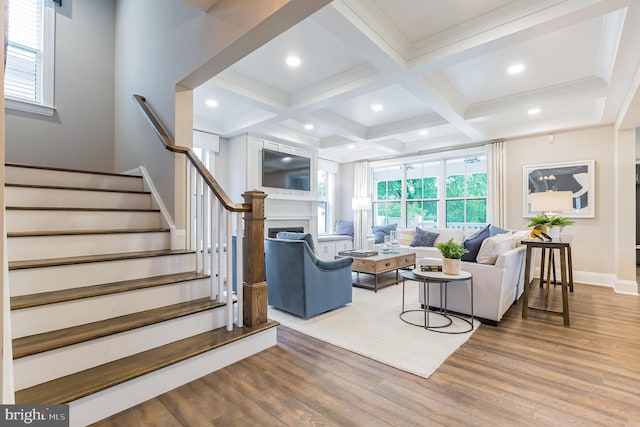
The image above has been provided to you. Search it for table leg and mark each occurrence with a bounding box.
[425,280,429,329]
[402,278,405,312]
[522,247,532,318]
[560,247,570,326]
[470,276,474,330]
[567,246,574,292]
[545,249,553,307]
[540,247,546,289]
[374,274,378,293]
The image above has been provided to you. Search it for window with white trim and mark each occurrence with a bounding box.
[4,0,55,115]
[372,153,487,233]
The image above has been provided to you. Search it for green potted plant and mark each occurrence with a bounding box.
[528,214,574,239]
[436,238,469,275]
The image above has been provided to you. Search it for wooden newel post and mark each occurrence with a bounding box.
[242,190,268,327]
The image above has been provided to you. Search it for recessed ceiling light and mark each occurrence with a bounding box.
[347,144,355,149]
[304,123,314,130]
[205,99,218,108]
[507,63,525,75]
[371,103,384,112]
[282,156,292,163]
[419,129,429,136]
[528,108,541,115]
[286,56,301,67]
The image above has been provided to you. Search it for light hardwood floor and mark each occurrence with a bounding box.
[93,282,640,426]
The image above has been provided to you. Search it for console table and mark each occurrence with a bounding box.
[521,239,574,326]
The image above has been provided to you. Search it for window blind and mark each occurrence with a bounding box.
[5,0,44,103]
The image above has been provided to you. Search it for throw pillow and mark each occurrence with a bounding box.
[461,225,490,262]
[410,227,439,247]
[335,220,354,236]
[489,224,510,236]
[276,231,315,252]
[397,228,415,246]
[476,233,517,264]
[372,223,397,244]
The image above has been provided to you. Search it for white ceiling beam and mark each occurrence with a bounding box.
[308,110,369,141]
[367,113,448,140]
[211,74,289,112]
[465,77,608,120]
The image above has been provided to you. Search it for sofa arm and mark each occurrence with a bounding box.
[316,257,353,271]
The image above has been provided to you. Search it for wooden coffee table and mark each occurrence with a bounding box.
[340,249,416,292]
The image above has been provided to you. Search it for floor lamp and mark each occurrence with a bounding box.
[352,197,371,249]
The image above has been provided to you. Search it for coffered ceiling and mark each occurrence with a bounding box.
[193,0,640,163]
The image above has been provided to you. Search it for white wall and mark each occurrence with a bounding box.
[5,0,115,172]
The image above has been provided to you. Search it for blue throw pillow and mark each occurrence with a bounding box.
[410,227,439,247]
[372,223,397,244]
[489,225,510,236]
[276,232,315,252]
[336,220,354,236]
[461,225,490,262]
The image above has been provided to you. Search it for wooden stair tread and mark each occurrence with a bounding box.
[11,271,210,310]
[13,296,224,359]
[7,228,170,238]
[5,162,143,179]
[5,183,151,195]
[6,206,160,212]
[15,320,279,404]
[9,249,194,270]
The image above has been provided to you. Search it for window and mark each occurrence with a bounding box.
[317,168,335,234]
[372,166,402,226]
[371,153,487,232]
[4,0,55,115]
[406,161,439,228]
[318,170,328,233]
[445,157,487,231]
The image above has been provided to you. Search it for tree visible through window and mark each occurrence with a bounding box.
[371,154,487,231]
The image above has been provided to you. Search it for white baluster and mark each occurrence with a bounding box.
[210,196,217,300]
[195,175,202,273]
[236,212,243,327]
[226,211,233,331]
[217,204,224,304]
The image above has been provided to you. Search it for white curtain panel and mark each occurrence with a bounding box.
[353,161,370,249]
[486,140,506,227]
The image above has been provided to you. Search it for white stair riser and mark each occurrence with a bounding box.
[7,210,161,232]
[68,329,277,427]
[5,166,143,192]
[14,305,226,390]
[12,278,213,338]
[10,254,196,296]
[6,187,151,210]
[8,232,171,262]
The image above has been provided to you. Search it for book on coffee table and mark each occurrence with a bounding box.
[338,249,378,257]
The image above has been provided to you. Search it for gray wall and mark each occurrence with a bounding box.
[5,0,116,172]
[113,0,329,218]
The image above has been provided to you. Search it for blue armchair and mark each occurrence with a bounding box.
[265,232,353,318]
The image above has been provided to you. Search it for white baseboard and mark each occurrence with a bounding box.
[533,268,638,294]
[68,327,277,427]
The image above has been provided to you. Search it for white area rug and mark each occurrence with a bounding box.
[268,281,479,378]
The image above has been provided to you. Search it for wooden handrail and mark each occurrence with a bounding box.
[132,94,250,213]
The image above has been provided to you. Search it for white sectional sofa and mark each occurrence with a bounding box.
[368,227,533,325]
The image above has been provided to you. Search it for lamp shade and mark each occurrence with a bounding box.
[352,197,371,211]
[530,191,573,213]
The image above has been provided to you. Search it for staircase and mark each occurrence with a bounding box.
[5,163,277,426]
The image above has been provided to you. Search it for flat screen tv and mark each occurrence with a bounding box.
[262,148,311,191]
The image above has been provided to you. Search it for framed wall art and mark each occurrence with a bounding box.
[523,160,595,218]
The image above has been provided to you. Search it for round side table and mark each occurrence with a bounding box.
[400,269,474,334]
